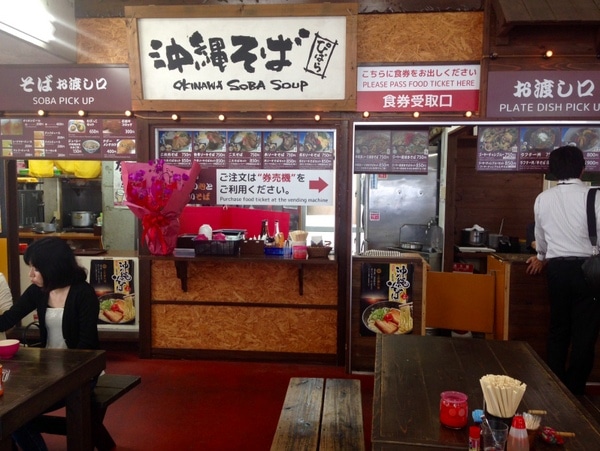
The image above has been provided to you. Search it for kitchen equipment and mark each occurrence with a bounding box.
[33,221,56,233]
[399,241,423,251]
[461,228,489,246]
[72,211,97,227]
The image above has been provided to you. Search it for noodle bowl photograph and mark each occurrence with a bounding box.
[98,293,136,324]
[362,301,413,335]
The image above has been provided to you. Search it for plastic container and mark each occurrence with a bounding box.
[507,415,529,451]
[291,241,307,260]
[439,391,468,429]
[468,425,480,451]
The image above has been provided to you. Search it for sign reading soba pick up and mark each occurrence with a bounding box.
[0,65,132,113]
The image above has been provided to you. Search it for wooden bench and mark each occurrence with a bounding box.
[35,373,141,450]
[270,377,365,451]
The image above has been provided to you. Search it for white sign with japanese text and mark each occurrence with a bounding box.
[136,16,347,102]
[216,169,333,206]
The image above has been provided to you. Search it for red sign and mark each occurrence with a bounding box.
[357,64,480,112]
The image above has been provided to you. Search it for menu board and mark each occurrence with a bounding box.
[156,129,335,170]
[354,129,429,174]
[476,125,600,173]
[1,117,136,160]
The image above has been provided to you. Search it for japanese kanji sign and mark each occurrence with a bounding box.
[125,4,357,111]
[487,71,600,119]
[357,64,480,113]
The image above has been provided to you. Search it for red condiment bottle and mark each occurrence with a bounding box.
[507,414,529,451]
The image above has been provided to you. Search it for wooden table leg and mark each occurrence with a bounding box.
[65,382,93,450]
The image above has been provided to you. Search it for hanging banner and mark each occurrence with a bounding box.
[487,71,600,119]
[125,4,357,111]
[357,64,480,113]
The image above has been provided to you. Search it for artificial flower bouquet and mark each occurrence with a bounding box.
[122,160,201,255]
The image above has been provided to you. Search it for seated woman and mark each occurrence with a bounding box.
[0,237,99,450]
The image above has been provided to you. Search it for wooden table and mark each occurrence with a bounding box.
[0,347,106,450]
[372,334,600,450]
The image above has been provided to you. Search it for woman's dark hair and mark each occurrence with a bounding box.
[548,145,585,180]
[23,237,87,291]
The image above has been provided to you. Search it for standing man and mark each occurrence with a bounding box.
[526,145,600,395]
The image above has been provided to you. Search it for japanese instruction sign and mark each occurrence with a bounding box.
[487,71,600,119]
[155,128,335,206]
[126,4,357,111]
[357,64,480,113]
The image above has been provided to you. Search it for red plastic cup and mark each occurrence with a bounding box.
[440,391,468,429]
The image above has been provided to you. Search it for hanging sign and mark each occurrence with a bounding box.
[125,4,357,111]
[357,64,480,113]
[487,71,600,119]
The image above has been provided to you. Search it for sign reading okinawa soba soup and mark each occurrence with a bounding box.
[125,4,357,111]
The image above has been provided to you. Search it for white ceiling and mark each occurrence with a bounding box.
[0,30,73,64]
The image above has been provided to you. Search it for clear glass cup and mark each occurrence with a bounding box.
[481,419,509,451]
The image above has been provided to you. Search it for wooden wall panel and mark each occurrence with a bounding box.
[151,260,337,305]
[77,13,484,65]
[152,304,337,353]
[357,12,483,63]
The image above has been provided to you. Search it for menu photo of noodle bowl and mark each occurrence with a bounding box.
[195,131,226,152]
[362,301,413,335]
[355,130,391,155]
[98,293,136,324]
[563,127,600,151]
[159,130,192,152]
[520,126,560,151]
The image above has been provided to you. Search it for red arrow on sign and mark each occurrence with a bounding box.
[309,177,328,192]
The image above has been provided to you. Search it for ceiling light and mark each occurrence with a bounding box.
[314,114,321,122]
[464,111,473,118]
[77,110,87,117]
[171,114,180,121]
[362,111,370,118]
[37,109,46,117]
[543,50,553,59]
[266,114,273,121]
[218,114,226,121]
[124,110,133,117]
[412,112,420,118]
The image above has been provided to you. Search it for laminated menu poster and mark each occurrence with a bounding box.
[359,262,414,336]
[89,259,136,327]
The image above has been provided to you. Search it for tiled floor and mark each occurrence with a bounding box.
[42,350,374,450]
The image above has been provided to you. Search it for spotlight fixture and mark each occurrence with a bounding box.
[489,52,499,60]
[266,114,273,121]
[77,110,87,117]
[412,111,420,118]
[314,114,321,122]
[218,114,226,121]
[124,110,133,117]
[543,50,553,59]
[464,111,473,118]
[37,109,46,117]
[362,111,370,118]
[171,113,180,121]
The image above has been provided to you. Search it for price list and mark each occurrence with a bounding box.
[476,125,600,172]
[1,117,136,160]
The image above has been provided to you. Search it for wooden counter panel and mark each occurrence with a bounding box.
[151,304,337,353]
[151,260,337,305]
